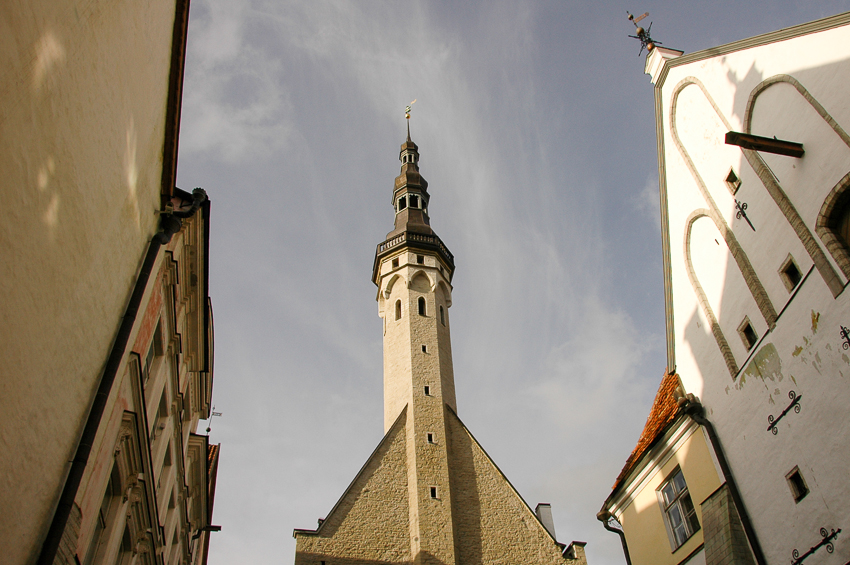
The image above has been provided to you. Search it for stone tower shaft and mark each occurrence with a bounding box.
[373,135,459,563]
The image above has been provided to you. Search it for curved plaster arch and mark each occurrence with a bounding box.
[816,172,850,281]
[739,74,846,296]
[409,269,435,292]
[684,210,739,377]
[743,74,850,147]
[670,77,778,329]
[382,273,405,299]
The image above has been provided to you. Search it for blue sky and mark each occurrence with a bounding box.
[174,2,849,562]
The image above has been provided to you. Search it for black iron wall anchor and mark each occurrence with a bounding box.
[735,200,756,231]
[840,325,850,350]
[791,527,841,564]
[767,390,801,435]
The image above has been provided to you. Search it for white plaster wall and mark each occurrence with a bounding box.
[657,19,850,561]
[0,2,179,563]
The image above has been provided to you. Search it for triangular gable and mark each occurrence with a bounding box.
[445,407,578,564]
[294,407,411,564]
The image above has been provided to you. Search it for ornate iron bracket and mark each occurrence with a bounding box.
[735,199,755,231]
[767,390,801,435]
[840,325,850,350]
[791,527,841,564]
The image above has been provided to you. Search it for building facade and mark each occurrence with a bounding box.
[293,132,588,565]
[0,2,219,564]
[602,12,850,565]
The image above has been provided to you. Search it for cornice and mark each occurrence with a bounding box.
[654,11,850,89]
[604,414,700,517]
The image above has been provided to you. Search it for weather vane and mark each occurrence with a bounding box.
[405,99,417,120]
[627,11,661,56]
[205,406,222,434]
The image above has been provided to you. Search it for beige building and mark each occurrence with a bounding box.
[599,372,752,565]
[293,132,588,565]
[0,2,219,564]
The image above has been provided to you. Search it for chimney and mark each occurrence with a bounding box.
[535,503,557,540]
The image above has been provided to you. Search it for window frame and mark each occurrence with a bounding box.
[657,467,700,551]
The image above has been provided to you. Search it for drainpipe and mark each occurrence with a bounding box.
[596,510,631,565]
[680,397,767,565]
[37,191,205,565]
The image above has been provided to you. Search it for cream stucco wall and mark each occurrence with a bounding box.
[616,425,720,565]
[0,2,181,563]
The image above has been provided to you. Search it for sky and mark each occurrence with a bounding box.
[173,2,849,563]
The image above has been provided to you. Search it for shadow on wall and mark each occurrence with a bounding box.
[678,54,850,390]
[445,405,483,565]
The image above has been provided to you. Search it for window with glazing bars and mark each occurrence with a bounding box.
[659,468,700,550]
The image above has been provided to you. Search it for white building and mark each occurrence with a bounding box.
[643,11,850,564]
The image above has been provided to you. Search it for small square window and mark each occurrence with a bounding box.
[786,467,809,502]
[417,255,424,264]
[392,258,399,269]
[738,318,758,350]
[658,468,700,550]
[779,255,803,292]
[725,168,742,195]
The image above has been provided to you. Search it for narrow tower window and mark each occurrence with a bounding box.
[426,433,434,443]
[395,300,402,321]
[786,466,809,502]
[418,297,426,316]
[440,306,445,326]
[738,317,758,350]
[410,195,420,208]
[391,257,399,269]
[417,254,424,264]
[779,255,803,292]
[430,487,438,499]
[421,345,427,353]
[398,196,407,211]
[424,386,430,396]
[725,168,742,194]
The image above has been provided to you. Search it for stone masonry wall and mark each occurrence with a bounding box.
[295,412,411,565]
[446,411,585,565]
[701,484,755,565]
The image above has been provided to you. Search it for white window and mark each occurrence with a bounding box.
[659,468,700,550]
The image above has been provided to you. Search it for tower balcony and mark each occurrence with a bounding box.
[372,230,455,284]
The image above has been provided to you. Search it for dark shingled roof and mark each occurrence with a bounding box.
[611,371,681,493]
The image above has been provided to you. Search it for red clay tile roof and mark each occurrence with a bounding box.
[611,371,681,492]
[208,443,220,475]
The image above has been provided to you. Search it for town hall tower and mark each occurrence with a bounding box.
[293,131,588,565]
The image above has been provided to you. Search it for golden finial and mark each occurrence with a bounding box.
[405,99,417,120]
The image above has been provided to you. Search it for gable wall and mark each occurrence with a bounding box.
[295,416,411,565]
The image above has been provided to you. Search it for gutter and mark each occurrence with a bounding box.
[37,192,206,565]
[681,397,767,565]
[596,511,631,565]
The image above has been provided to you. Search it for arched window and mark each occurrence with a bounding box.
[418,297,426,316]
[832,194,850,251]
[395,300,402,320]
[439,305,445,326]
